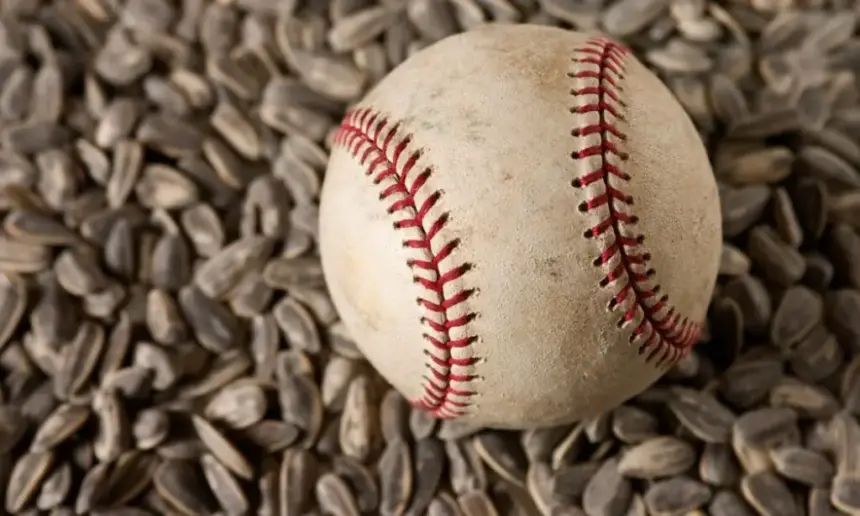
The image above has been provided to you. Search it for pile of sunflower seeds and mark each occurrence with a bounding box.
[2,0,860,515]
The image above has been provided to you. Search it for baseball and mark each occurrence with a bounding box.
[319,24,722,430]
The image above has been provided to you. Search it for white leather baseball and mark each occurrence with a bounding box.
[319,24,721,429]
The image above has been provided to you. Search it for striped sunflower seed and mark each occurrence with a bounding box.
[379,437,414,516]
[201,453,250,515]
[191,414,253,480]
[6,450,54,513]
[741,471,800,516]
[617,437,697,480]
[643,477,711,516]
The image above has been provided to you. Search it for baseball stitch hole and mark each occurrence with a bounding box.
[571,178,583,188]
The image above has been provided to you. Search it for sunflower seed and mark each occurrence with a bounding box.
[210,99,261,161]
[102,218,136,281]
[153,459,218,515]
[379,436,413,516]
[241,174,291,239]
[55,249,109,297]
[720,185,771,238]
[618,437,697,480]
[734,407,799,449]
[326,356,362,415]
[201,452,249,515]
[770,446,833,487]
[132,408,169,450]
[280,448,318,516]
[2,120,71,155]
[178,349,251,400]
[719,358,783,409]
[179,203,224,258]
[407,437,446,516]
[54,320,105,397]
[340,374,375,461]
[747,225,806,286]
[770,286,822,351]
[191,415,253,480]
[136,164,200,210]
[643,477,711,516]
[0,234,51,272]
[410,406,439,441]
[30,403,91,452]
[75,461,112,514]
[136,113,204,157]
[204,379,267,430]
[719,146,793,186]
[36,460,71,510]
[4,210,79,246]
[800,145,860,188]
[105,140,144,209]
[600,0,669,37]
[316,471,361,516]
[245,420,301,453]
[194,235,273,300]
[668,387,736,443]
[93,389,128,462]
[0,65,33,121]
[0,272,25,351]
[202,136,259,191]
[178,285,240,353]
[790,324,844,382]
[741,471,800,516]
[583,457,631,516]
[143,288,184,344]
[699,443,740,487]
[6,450,54,513]
[709,490,755,516]
[329,6,399,52]
[770,377,838,418]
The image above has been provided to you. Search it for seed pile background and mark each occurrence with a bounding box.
[1,0,860,515]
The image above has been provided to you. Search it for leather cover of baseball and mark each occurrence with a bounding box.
[319,24,722,430]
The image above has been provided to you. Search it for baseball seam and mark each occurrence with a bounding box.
[333,108,479,419]
[569,37,702,367]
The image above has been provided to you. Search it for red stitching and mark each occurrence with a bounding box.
[570,37,701,367]
[333,108,479,419]
[572,38,702,365]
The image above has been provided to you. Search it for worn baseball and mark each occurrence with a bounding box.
[319,24,721,430]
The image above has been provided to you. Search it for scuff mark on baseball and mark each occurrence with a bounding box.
[319,24,722,430]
